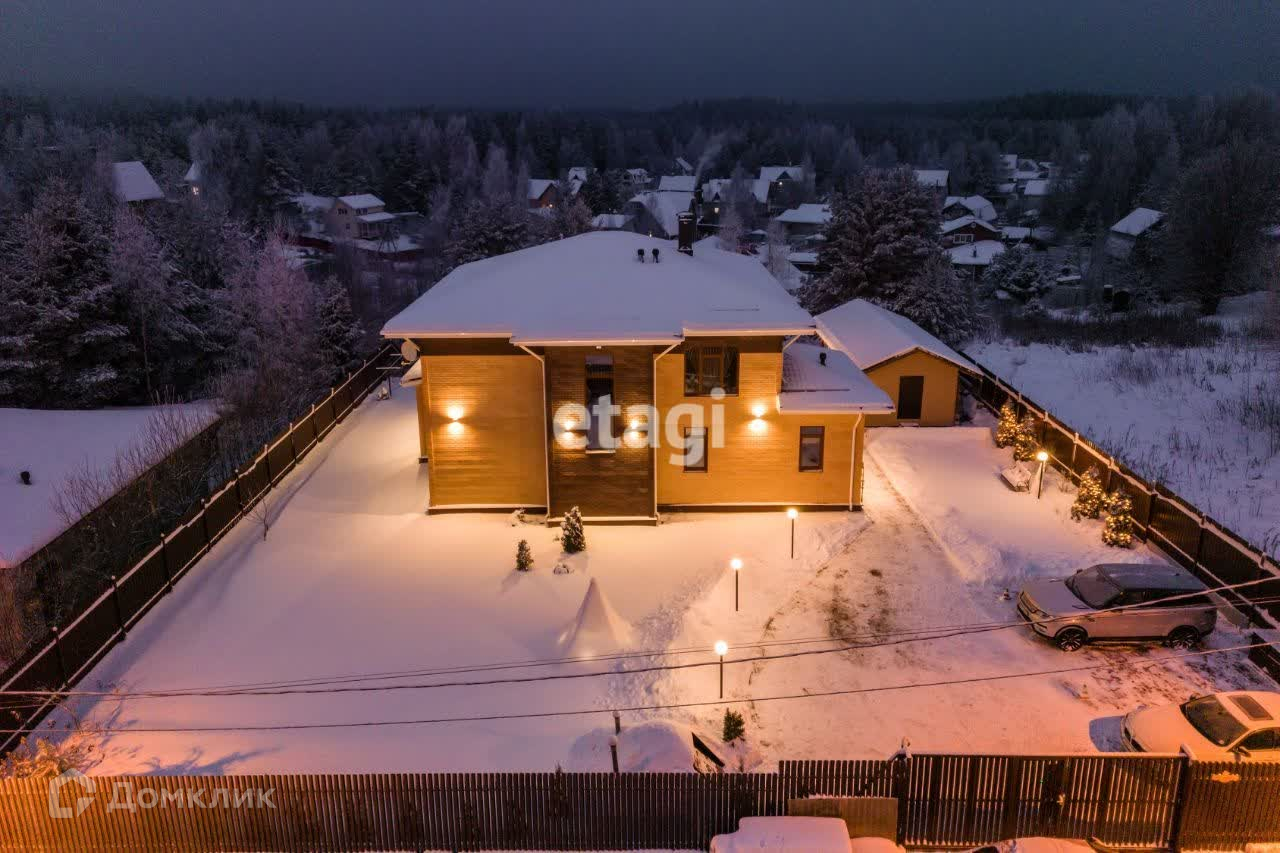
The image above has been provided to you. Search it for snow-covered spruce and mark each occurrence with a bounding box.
[558,506,586,554]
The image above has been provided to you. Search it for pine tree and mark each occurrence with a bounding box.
[1102,488,1136,547]
[446,197,530,269]
[313,276,363,386]
[994,402,1019,448]
[1071,465,1106,521]
[885,252,976,346]
[980,248,1050,302]
[1013,415,1040,461]
[722,708,746,743]
[515,539,533,571]
[559,506,586,554]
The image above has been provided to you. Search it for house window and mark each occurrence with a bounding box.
[683,346,739,396]
[585,355,614,451]
[683,427,708,472]
[799,426,825,472]
[952,233,973,244]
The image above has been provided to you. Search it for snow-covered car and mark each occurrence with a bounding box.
[709,816,905,852]
[1017,563,1216,651]
[1122,691,1280,758]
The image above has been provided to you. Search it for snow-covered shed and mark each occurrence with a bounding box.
[913,169,950,195]
[1106,207,1164,259]
[947,239,1006,279]
[382,231,889,521]
[774,203,832,237]
[816,298,977,427]
[112,161,165,204]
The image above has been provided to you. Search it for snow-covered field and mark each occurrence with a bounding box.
[0,403,217,567]
[970,294,1280,556]
[46,390,1271,775]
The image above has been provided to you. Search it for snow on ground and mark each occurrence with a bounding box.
[46,391,1271,775]
[970,294,1280,555]
[0,403,217,567]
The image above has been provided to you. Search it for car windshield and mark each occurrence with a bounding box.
[1182,696,1248,747]
[1065,567,1121,609]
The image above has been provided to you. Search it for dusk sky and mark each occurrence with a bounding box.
[3,0,1279,108]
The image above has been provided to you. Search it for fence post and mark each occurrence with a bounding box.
[1168,750,1193,851]
[1000,757,1024,840]
[110,574,126,637]
[892,753,910,845]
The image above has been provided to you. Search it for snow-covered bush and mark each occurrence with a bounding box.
[515,539,533,571]
[981,247,1050,303]
[722,708,746,743]
[558,506,586,553]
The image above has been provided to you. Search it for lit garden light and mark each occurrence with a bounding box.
[1035,450,1050,499]
[787,507,798,558]
[714,640,728,698]
[729,557,743,611]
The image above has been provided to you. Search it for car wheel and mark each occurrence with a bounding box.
[1166,627,1200,650]
[1055,627,1088,652]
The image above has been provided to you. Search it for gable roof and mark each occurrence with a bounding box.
[1111,207,1164,237]
[816,299,975,374]
[657,175,697,192]
[775,203,832,226]
[913,169,949,189]
[628,190,694,238]
[703,177,771,205]
[337,193,384,209]
[182,162,202,184]
[381,231,815,344]
[942,195,996,221]
[778,342,894,414]
[112,161,164,203]
[567,166,591,182]
[528,178,556,200]
[759,165,804,183]
[941,215,999,235]
[675,157,694,174]
[1022,179,1051,197]
[591,213,632,230]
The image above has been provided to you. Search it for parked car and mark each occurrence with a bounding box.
[1017,563,1216,652]
[709,816,905,852]
[1122,691,1280,758]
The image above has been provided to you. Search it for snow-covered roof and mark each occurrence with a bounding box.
[786,250,819,265]
[913,169,949,189]
[816,299,976,375]
[778,342,894,414]
[711,817,856,852]
[1000,153,1019,172]
[381,231,816,344]
[567,166,591,183]
[337,193,384,209]
[1001,225,1031,241]
[657,175,697,193]
[591,213,632,230]
[1111,207,1164,237]
[112,161,164,203]
[1022,179,1051,197]
[758,165,804,183]
[941,215,999,235]
[182,161,202,184]
[703,177,771,205]
[675,156,693,174]
[625,168,649,180]
[774,203,831,226]
[1014,169,1044,182]
[947,239,1006,266]
[628,190,694,237]
[528,178,556,200]
[995,181,1017,195]
[942,195,996,222]
[358,211,396,224]
[291,192,334,213]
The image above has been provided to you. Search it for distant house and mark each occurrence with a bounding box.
[942,195,996,223]
[701,177,770,223]
[289,191,421,260]
[947,240,1006,280]
[622,168,651,189]
[567,166,593,184]
[181,162,204,197]
[328,194,395,241]
[1106,207,1164,260]
[625,190,695,239]
[112,161,164,205]
[758,165,807,213]
[940,215,1000,247]
[1021,179,1051,200]
[528,179,560,209]
[774,203,832,238]
[913,169,950,198]
[817,299,977,427]
[657,175,698,193]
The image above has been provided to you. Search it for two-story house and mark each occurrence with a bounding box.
[327,193,395,241]
[382,224,893,523]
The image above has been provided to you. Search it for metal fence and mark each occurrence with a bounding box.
[2,754,1277,851]
[0,346,400,758]
[962,363,1280,635]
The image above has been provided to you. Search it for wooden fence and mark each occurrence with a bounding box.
[2,754,1277,851]
[962,364,1280,636]
[0,346,401,758]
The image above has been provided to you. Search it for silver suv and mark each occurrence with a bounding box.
[1017,563,1216,652]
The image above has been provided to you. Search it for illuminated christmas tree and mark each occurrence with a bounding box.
[1013,415,1040,461]
[995,401,1019,448]
[1071,465,1106,521]
[1102,488,1135,547]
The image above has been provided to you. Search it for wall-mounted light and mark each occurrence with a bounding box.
[446,405,464,422]
[446,421,464,436]
[750,403,768,419]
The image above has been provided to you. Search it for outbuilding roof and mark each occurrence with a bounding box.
[112,161,164,203]
[628,191,694,237]
[778,342,894,414]
[337,193,384,209]
[381,231,816,344]
[816,298,976,374]
[1111,207,1164,237]
[913,169,949,189]
[941,215,1000,236]
[948,240,1007,266]
[942,195,997,222]
[657,175,697,192]
[527,179,556,200]
[775,203,832,226]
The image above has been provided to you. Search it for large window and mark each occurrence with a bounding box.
[683,427,708,472]
[684,346,739,396]
[586,355,614,451]
[799,426,825,472]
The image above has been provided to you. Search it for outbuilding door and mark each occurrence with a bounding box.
[897,376,924,421]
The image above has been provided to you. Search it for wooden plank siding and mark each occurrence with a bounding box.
[655,337,866,509]
[864,349,962,427]
[545,346,656,519]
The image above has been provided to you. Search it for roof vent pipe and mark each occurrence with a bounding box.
[636,248,645,263]
[651,248,660,263]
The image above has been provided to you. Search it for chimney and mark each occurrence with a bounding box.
[819,351,827,366]
[677,212,695,255]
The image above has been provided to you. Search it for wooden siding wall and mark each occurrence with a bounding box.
[865,350,961,427]
[655,338,864,508]
[545,347,655,519]
[420,349,547,509]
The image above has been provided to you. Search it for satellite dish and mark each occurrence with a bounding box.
[400,340,420,363]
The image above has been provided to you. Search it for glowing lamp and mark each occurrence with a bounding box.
[787,508,798,520]
[751,403,768,418]
[446,405,464,422]
[730,558,743,571]
[1035,450,1049,462]
[714,640,728,657]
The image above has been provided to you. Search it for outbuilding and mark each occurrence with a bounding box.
[816,299,978,427]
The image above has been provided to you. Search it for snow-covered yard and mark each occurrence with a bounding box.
[46,390,1271,775]
[970,293,1280,556]
[0,403,217,567]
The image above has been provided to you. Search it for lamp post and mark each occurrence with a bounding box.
[787,508,798,558]
[730,557,743,611]
[714,640,728,698]
[1035,450,1049,500]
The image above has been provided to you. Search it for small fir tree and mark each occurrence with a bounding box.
[1013,415,1040,462]
[994,402,1019,448]
[515,539,533,571]
[559,506,586,553]
[722,708,746,743]
[1102,489,1136,548]
[1071,466,1106,521]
